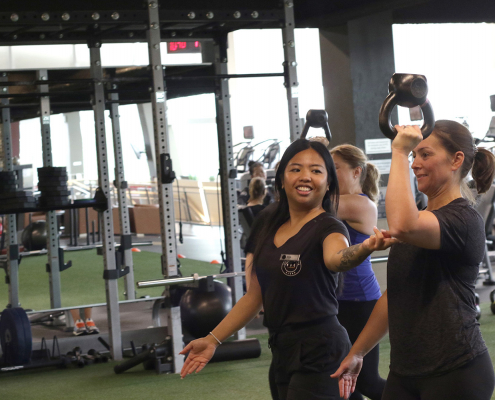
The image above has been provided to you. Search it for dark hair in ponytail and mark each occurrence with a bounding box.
[330,144,381,203]
[472,148,495,194]
[432,120,495,196]
[253,139,339,267]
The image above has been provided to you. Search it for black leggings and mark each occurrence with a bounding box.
[337,300,386,400]
[383,351,494,400]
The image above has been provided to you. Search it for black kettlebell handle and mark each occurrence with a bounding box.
[490,289,495,304]
[301,110,332,143]
[378,73,435,140]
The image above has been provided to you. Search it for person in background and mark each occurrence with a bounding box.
[246,177,267,217]
[238,161,274,206]
[330,144,386,400]
[239,177,267,253]
[71,308,99,336]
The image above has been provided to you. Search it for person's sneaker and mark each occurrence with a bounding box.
[85,318,99,334]
[73,319,88,336]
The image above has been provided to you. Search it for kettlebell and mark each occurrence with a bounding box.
[301,110,332,143]
[378,73,435,140]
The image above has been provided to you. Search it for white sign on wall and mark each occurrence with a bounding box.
[371,159,392,175]
[365,138,392,154]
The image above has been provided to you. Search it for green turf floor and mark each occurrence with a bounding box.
[0,249,226,310]
[2,305,495,400]
[2,251,495,399]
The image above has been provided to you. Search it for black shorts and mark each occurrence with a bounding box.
[268,316,351,400]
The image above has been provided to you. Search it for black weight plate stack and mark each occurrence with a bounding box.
[0,171,18,196]
[0,308,33,366]
[37,167,70,207]
[0,190,37,210]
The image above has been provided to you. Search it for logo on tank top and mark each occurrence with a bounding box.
[280,254,302,276]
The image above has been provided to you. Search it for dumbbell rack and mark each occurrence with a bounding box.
[0,0,300,369]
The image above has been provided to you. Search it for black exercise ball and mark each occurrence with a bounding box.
[180,280,232,339]
[21,220,48,251]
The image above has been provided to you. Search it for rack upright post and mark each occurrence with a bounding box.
[282,1,301,142]
[88,40,123,361]
[0,73,20,308]
[213,36,246,340]
[108,88,135,300]
[147,0,184,373]
[37,69,63,309]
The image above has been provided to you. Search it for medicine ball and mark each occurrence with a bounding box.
[21,221,48,251]
[180,280,232,339]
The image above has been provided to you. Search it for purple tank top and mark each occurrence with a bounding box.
[337,195,382,301]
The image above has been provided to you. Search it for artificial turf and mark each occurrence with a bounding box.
[1,250,495,399]
[0,249,226,310]
[1,306,495,400]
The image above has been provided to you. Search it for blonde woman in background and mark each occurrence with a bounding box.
[330,144,386,400]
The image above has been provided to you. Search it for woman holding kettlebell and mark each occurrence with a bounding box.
[332,121,495,400]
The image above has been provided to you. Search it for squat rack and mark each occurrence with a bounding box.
[0,0,301,369]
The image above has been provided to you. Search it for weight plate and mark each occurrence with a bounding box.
[37,166,67,173]
[0,191,33,200]
[38,190,71,197]
[38,197,71,207]
[1,198,36,205]
[37,177,68,185]
[3,195,36,203]
[0,172,17,178]
[38,169,67,179]
[0,177,17,184]
[1,200,37,210]
[0,186,18,193]
[0,308,32,366]
[37,184,68,191]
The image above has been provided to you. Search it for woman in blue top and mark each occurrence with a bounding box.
[331,144,386,400]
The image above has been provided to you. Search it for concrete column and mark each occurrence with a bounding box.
[319,26,356,146]
[348,11,397,150]
[319,11,397,148]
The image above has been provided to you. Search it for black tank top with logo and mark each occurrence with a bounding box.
[255,212,350,329]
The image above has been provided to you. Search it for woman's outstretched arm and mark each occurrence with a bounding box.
[324,229,397,273]
[180,267,263,378]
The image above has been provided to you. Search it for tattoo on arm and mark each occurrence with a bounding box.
[335,244,368,272]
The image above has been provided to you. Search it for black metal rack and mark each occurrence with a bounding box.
[0,0,300,368]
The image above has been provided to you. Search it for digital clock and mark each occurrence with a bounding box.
[167,41,201,54]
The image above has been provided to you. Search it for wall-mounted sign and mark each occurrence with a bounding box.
[365,138,391,154]
[371,159,392,175]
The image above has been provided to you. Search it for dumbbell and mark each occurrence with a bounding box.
[379,73,435,140]
[87,348,109,363]
[67,346,85,368]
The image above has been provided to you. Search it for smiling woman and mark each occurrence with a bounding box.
[178,139,396,400]
[333,121,495,400]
